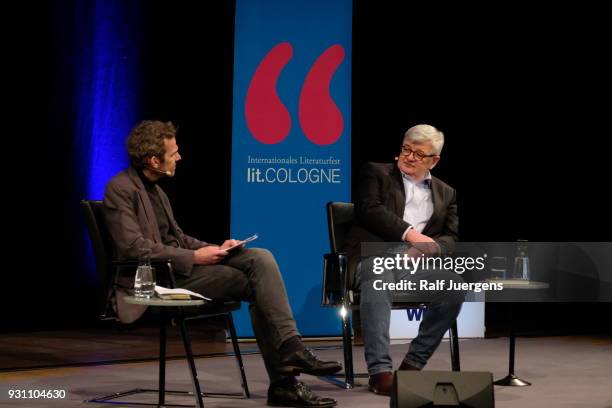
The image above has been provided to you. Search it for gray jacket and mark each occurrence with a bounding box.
[102,166,208,321]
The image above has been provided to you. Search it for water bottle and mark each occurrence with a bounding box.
[512,240,531,280]
[134,248,156,298]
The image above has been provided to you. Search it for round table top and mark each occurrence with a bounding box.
[485,279,550,290]
[124,296,205,306]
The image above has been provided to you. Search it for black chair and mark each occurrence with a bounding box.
[80,200,250,407]
[321,201,460,389]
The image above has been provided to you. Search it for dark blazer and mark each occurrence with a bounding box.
[342,162,458,286]
[102,167,208,322]
[103,166,208,275]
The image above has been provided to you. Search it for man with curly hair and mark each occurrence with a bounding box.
[103,120,341,407]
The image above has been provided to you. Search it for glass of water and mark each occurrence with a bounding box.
[135,248,156,298]
[512,240,531,280]
[135,266,156,298]
[489,256,507,280]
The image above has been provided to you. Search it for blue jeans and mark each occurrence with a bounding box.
[359,258,465,375]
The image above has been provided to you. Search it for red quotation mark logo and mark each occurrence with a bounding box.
[245,42,345,145]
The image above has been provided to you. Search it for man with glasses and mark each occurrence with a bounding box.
[343,124,464,396]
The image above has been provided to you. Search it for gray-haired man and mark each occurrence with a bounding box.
[343,124,465,396]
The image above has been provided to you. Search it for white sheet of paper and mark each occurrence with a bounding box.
[225,234,258,251]
[154,285,211,301]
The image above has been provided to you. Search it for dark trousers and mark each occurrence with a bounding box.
[176,247,300,382]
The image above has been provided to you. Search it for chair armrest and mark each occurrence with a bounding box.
[111,259,177,288]
[111,259,172,268]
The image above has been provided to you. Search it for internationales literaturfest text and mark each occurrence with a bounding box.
[245,155,343,184]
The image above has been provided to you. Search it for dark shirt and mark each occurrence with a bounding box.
[137,168,181,248]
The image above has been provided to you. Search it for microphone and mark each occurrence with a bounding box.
[150,167,172,176]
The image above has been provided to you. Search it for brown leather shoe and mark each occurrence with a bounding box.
[368,372,393,396]
[398,360,420,371]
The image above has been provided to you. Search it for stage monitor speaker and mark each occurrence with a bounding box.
[391,371,494,408]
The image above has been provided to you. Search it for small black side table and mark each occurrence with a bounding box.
[487,280,549,387]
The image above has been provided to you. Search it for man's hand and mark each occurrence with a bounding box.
[193,246,228,265]
[220,239,243,251]
[405,245,423,259]
[404,229,440,256]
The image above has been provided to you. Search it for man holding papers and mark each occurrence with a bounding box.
[103,120,341,407]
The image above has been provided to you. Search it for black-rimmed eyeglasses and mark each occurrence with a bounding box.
[399,145,437,161]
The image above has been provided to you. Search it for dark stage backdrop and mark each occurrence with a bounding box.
[6,1,610,335]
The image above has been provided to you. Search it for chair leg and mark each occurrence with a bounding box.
[159,314,167,407]
[449,320,461,371]
[341,309,355,388]
[318,307,368,389]
[226,313,250,398]
[178,316,205,408]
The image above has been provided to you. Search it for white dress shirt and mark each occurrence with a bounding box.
[401,171,433,239]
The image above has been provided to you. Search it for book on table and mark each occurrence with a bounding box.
[154,285,211,301]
